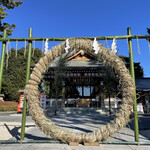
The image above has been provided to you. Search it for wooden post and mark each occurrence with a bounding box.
[127,27,139,142]
[20,28,33,141]
[108,93,111,116]
[0,30,7,94]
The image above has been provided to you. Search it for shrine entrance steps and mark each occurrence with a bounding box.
[45,107,118,115]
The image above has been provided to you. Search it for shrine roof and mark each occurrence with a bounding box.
[48,49,104,69]
[136,78,150,91]
[66,60,103,68]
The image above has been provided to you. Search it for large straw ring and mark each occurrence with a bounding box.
[25,39,134,143]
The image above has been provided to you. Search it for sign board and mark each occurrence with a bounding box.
[40,95,46,110]
[20,94,24,108]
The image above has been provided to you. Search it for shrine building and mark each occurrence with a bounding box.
[42,49,116,108]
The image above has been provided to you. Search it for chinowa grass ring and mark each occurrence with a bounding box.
[25,39,134,143]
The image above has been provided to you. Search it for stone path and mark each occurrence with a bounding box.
[0,111,150,150]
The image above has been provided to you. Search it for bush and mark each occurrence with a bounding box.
[0,105,17,111]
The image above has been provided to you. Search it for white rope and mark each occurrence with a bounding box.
[6,40,9,53]
[45,38,49,54]
[32,40,35,57]
[136,36,141,55]
[53,38,56,46]
[127,38,129,52]
[42,39,44,53]
[6,40,9,68]
[16,40,18,57]
[24,40,26,57]
[111,38,117,54]
[105,38,110,49]
[148,39,150,55]
[9,40,11,56]
[65,39,70,53]
[93,38,100,54]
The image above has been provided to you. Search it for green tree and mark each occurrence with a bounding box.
[0,0,23,37]
[147,28,150,35]
[2,47,43,101]
[119,55,144,78]
[53,54,68,115]
[103,67,118,116]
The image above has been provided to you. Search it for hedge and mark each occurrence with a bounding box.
[0,105,17,111]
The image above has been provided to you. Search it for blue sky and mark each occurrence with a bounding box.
[1,0,150,77]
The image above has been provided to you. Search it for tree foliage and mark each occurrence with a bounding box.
[103,67,117,115]
[147,28,150,35]
[52,54,68,96]
[119,55,144,78]
[103,55,144,95]
[2,47,43,101]
[53,54,68,115]
[103,67,117,96]
[0,0,23,37]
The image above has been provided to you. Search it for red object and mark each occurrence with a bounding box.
[17,90,24,113]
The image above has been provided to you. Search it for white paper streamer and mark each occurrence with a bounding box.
[45,38,49,54]
[148,39,150,55]
[111,38,117,54]
[24,40,26,57]
[65,39,70,53]
[42,39,44,53]
[136,36,141,55]
[93,38,100,54]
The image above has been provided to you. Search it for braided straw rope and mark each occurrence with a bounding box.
[25,39,135,143]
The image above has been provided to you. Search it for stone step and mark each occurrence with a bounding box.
[46,107,118,115]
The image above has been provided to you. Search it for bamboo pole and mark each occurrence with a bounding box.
[0,30,7,94]
[20,28,33,141]
[0,34,150,42]
[127,27,139,142]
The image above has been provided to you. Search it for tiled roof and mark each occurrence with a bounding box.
[67,60,103,68]
[136,78,150,91]
[48,49,103,68]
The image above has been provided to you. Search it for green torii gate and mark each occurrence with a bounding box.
[1,27,149,142]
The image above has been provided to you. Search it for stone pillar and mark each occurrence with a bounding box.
[0,94,4,101]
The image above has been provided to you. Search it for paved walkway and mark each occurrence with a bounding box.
[0,111,150,150]
[0,143,150,150]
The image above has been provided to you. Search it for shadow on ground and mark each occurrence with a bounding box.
[5,111,150,141]
[4,124,50,140]
[127,114,150,140]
